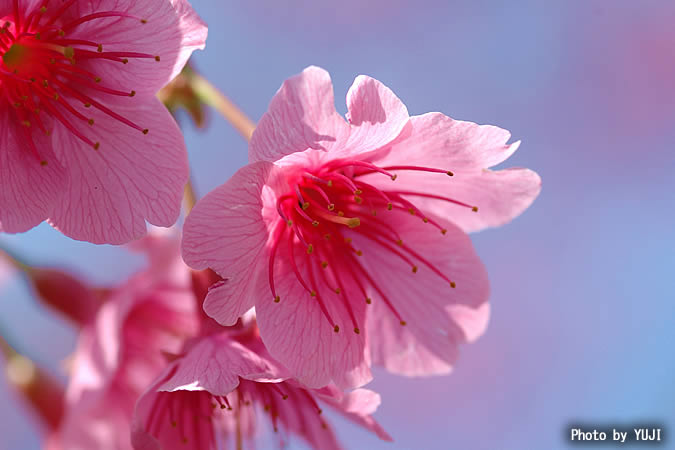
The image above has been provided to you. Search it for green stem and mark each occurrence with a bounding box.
[190,71,256,141]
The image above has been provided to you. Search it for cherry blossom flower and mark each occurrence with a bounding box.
[131,326,391,450]
[0,0,207,244]
[182,66,541,388]
[50,232,199,450]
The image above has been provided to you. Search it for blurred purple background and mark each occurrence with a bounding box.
[1,0,674,448]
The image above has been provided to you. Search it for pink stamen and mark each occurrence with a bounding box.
[389,190,478,211]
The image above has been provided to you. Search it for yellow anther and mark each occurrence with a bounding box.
[344,237,352,244]
[58,29,65,36]
[354,327,360,334]
[63,46,74,59]
[472,206,479,212]
[141,19,148,24]
[446,170,454,176]
[450,281,456,288]
[327,203,335,211]
[155,55,161,62]
[84,103,91,108]
[122,58,129,64]
[130,90,136,97]
[94,142,100,150]
[354,196,363,204]
[306,244,314,254]
[97,44,103,52]
[441,228,447,235]
[142,129,149,135]
[423,217,429,223]
[42,80,48,87]
[302,202,310,210]
[333,325,340,333]
[400,320,407,326]
[337,211,344,217]
[334,288,341,294]
[412,266,418,273]
[286,220,293,227]
[347,217,360,228]
[53,93,59,100]
[274,295,280,303]
[88,119,94,126]
[408,208,416,215]
[312,220,319,227]
[387,203,393,210]
[310,290,317,297]
[354,189,362,195]
[355,250,363,256]
[365,298,372,304]
[94,77,101,83]
[321,261,328,268]
[327,180,333,187]
[396,239,403,246]
[39,6,46,13]
[391,174,398,181]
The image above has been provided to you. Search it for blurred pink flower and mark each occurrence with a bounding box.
[131,326,391,450]
[0,253,13,288]
[49,232,200,450]
[183,66,541,388]
[0,0,207,244]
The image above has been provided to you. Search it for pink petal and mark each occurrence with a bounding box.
[65,0,207,96]
[182,162,274,325]
[0,107,66,233]
[157,333,285,395]
[343,74,409,157]
[368,112,541,233]
[317,387,393,442]
[47,97,188,244]
[388,167,542,233]
[376,112,520,170]
[359,213,490,376]
[249,66,351,164]
[256,246,372,390]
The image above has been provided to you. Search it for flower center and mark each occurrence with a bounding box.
[0,1,159,164]
[269,160,479,333]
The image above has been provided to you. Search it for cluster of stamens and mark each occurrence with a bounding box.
[146,379,327,446]
[268,159,479,334]
[0,0,159,164]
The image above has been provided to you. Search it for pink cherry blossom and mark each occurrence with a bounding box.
[0,0,207,244]
[182,66,541,388]
[50,232,200,450]
[131,327,391,450]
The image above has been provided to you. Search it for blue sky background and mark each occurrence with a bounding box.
[1,1,674,449]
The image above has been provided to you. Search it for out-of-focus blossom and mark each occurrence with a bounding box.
[0,0,207,244]
[182,66,541,388]
[1,336,64,432]
[131,323,391,450]
[49,232,200,450]
[26,267,102,326]
[0,252,14,289]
